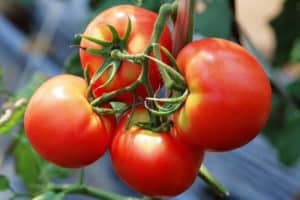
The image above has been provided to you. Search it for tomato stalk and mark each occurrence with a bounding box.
[198,165,230,197]
[46,184,142,200]
[77,168,85,185]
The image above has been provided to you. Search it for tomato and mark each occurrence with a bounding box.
[110,107,203,196]
[173,38,272,151]
[24,74,115,168]
[80,5,172,102]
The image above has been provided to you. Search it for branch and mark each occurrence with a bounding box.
[228,0,241,44]
[47,184,141,200]
[198,165,230,198]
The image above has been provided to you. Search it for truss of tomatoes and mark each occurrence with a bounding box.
[24,5,271,197]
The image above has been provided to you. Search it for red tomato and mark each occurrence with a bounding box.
[80,5,172,102]
[110,107,203,196]
[24,74,115,168]
[173,38,272,151]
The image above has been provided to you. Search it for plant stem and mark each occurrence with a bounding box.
[91,80,140,106]
[78,168,85,185]
[198,165,230,197]
[147,2,178,51]
[229,0,241,44]
[47,184,140,200]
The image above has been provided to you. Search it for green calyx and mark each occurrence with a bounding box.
[78,16,132,57]
[78,17,133,97]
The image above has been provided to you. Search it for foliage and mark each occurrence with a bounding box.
[270,0,300,66]
[290,38,300,62]
[264,79,300,165]
[194,0,232,39]
[0,175,10,191]
[0,73,46,135]
[64,52,83,76]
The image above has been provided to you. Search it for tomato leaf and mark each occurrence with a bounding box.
[290,38,300,62]
[64,52,83,76]
[194,0,232,39]
[13,135,42,192]
[0,73,46,135]
[0,100,26,135]
[264,79,300,165]
[33,192,64,200]
[13,134,71,192]
[0,175,10,191]
[270,0,300,66]
[45,164,71,179]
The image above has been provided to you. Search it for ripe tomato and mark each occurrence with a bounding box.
[80,5,172,102]
[173,38,272,151]
[24,74,115,168]
[110,107,203,196]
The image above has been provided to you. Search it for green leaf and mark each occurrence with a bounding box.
[0,99,26,135]
[290,38,300,62]
[264,79,300,165]
[13,134,71,192]
[13,136,42,192]
[64,52,83,76]
[45,164,71,179]
[0,73,46,135]
[0,175,9,191]
[194,0,232,39]
[270,0,300,66]
[33,192,64,200]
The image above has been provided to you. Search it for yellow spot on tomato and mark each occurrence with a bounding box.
[178,108,189,132]
[134,131,162,154]
[128,34,147,53]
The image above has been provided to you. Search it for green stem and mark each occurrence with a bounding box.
[125,90,137,129]
[144,1,178,90]
[147,2,178,49]
[187,0,195,43]
[90,80,140,106]
[198,165,230,197]
[47,184,140,200]
[111,50,144,64]
[78,168,85,185]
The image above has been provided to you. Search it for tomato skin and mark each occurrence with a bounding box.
[24,74,115,168]
[173,38,272,151]
[110,107,203,197]
[80,5,172,102]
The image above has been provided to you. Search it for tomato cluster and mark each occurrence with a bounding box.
[24,4,271,198]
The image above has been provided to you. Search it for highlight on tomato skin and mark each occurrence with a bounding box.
[24,74,116,168]
[172,37,272,152]
[110,106,204,197]
[80,5,172,103]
